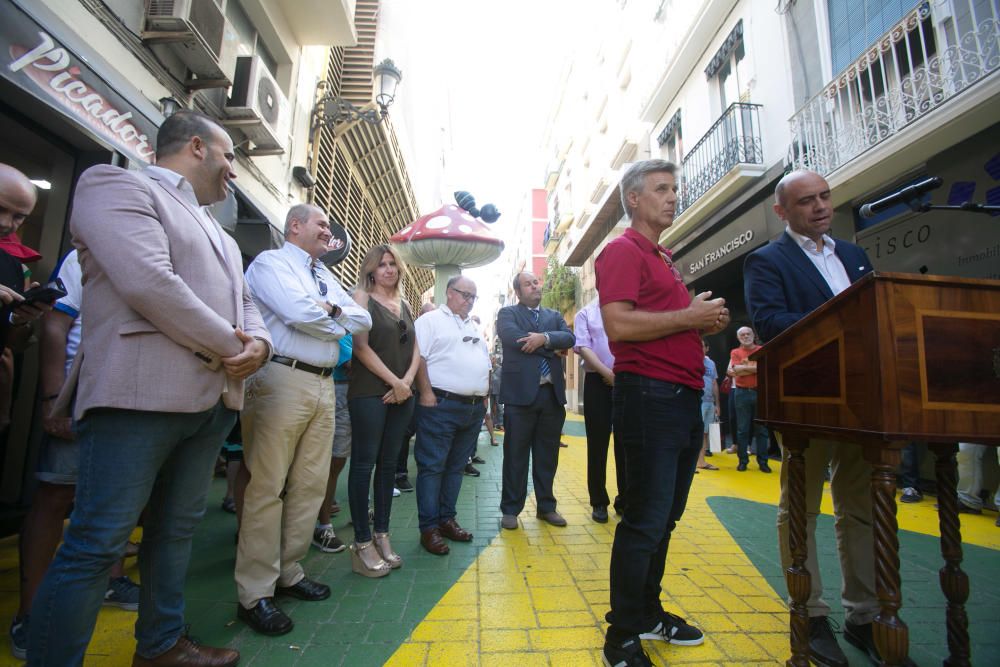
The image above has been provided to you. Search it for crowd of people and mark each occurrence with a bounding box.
[1,113,996,667]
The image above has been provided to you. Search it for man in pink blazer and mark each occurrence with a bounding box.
[28,110,271,667]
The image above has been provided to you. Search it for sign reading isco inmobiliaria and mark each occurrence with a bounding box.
[2,0,157,163]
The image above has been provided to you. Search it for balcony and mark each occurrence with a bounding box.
[789,0,1000,176]
[657,102,766,245]
[678,102,765,216]
[543,221,562,252]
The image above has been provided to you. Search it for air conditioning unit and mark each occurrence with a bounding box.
[144,0,234,87]
[226,55,289,151]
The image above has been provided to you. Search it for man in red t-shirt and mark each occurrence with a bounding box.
[595,159,730,666]
[729,326,771,473]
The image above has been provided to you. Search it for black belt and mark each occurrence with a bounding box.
[432,388,485,405]
[271,355,334,377]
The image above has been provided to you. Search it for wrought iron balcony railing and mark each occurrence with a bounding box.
[678,102,764,215]
[789,0,999,176]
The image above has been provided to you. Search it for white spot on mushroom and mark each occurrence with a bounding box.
[442,229,450,233]
[425,215,452,230]
[400,226,412,234]
[415,231,423,235]
[461,214,475,223]
[459,225,472,233]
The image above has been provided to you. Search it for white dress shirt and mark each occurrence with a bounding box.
[245,242,371,367]
[785,226,852,296]
[415,304,490,396]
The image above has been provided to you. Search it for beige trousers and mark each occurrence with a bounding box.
[776,435,879,624]
[235,362,335,607]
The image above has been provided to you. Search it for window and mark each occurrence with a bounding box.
[657,109,683,165]
[828,0,910,74]
[225,0,277,77]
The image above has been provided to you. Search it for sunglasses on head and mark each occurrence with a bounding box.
[462,336,480,344]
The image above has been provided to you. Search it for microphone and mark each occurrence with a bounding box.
[859,176,942,218]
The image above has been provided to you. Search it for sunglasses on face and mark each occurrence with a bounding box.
[449,287,478,303]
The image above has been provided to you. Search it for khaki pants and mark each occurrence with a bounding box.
[235,362,335,607]
[776,435,879,624]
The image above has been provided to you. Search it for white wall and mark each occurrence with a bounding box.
[33,0,332,227]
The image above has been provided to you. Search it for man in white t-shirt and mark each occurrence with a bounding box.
[413,276,490,555]
[9,250,139,661]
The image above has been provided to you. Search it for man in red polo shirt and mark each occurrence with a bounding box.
[596,159,730,667]
[729,326,771,473]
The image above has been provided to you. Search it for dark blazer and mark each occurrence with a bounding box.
[744,231,873,343]
[497,303,575,406]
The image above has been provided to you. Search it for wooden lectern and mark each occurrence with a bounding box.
[752,272,1000,667]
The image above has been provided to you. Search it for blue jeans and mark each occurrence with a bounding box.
[28,402,235,665]
[606,373,701,644]
[734,387,768,465]
[414,396,485,532]
[347,396,414,542]
[900,442,922,489]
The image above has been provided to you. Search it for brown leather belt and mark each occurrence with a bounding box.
[271,355,334,377]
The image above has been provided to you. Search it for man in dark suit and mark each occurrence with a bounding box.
[744,169,891,667]
[497,271,574,529]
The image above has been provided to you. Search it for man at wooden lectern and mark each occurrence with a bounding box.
[744,170,894,667]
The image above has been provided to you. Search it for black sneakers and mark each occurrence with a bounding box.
[602,637,653,667]
[638,611,704,645]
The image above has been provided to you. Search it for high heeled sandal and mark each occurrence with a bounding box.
[373,532,403,569]
[350,540,391,578]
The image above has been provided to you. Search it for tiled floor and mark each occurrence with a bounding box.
[1,414,997,665]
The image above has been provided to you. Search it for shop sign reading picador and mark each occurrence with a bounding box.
[2,0,158,162]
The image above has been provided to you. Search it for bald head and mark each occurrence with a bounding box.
[0,163,37,237]
[773,169,833,243]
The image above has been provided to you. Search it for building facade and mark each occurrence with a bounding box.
[542,0,999,413]
[306,0,433,308]
[0,0,397,524]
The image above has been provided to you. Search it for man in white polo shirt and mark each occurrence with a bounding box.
[413,275,490,555]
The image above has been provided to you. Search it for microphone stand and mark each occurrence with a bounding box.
[912,201,1000,215]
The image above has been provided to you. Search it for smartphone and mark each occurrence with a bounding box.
[20,280,67,305]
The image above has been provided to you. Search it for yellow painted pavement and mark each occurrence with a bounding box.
[388,413,999,666]
[1,412,997,665]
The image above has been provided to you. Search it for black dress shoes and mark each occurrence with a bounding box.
[808,616,847,667]
[277,577,331,601]
[237,598,293,636]
[592,506,609,523]
[844,621,917,666]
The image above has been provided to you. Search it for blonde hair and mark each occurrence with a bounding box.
[358,244,407,295]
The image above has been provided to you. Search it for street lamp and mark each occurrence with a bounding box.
[311,58,402,132]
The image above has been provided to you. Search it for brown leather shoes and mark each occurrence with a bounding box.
[438,518,473,542]
[132,636,239,666]
[420,527,450,555]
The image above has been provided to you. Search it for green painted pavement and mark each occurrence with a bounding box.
[182,430,504,667]
[708,496,1000,666]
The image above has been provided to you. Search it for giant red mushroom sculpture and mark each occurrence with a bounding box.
[391,203,504,304]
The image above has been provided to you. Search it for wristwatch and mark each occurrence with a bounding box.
[328,304,342,319]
